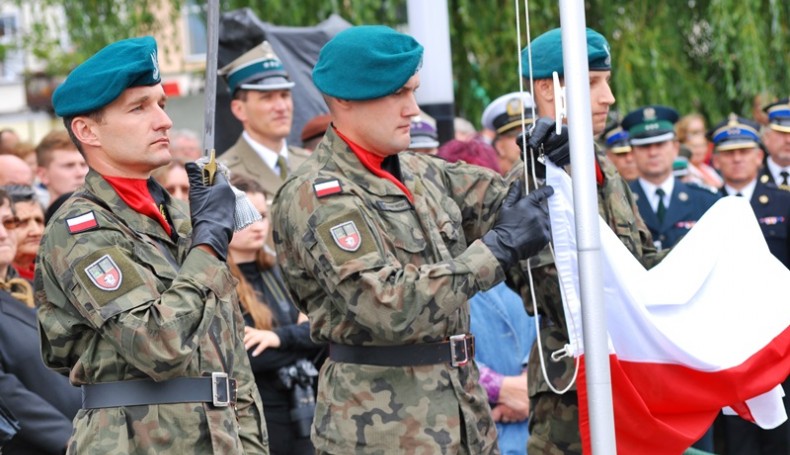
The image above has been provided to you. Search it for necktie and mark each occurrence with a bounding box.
[735,192,743,197]
[656,188,667,223]
[780,171,789,186]
[276,155,288,180]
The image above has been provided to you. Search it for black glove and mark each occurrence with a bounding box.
[482,182,554,270]
[186,162,236,261]
[517,117,570,167]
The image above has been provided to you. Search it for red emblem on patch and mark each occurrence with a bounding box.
[331,221,361,252]
[85,254,123,291]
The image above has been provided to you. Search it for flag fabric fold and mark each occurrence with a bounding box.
[545,162,790,454]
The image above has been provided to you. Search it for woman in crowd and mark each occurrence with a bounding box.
[227,175,324,455]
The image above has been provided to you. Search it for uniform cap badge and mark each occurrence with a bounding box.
[85,254,123,291]
[331,221,361,252]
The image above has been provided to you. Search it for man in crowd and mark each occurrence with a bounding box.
[601,122,638,181]
[34,130,88,208]
[481,91,536,176]
[760,98,790,190]
[273,25,553,454]
[36,36,267,453]
[623,105,719,251]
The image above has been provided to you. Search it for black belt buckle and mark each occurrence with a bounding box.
[449,334,473,367]
[211,372,230,407]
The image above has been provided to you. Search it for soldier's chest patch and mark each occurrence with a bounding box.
[331,221,361,252]
[66,211,99,234]
[84,254,123,291]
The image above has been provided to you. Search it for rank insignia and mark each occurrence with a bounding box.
[314,179,342,198]
[85,254,123,291]
[66,211,99,234]
[331,221,361,252]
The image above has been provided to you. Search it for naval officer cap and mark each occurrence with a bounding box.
[601,122,632,154]
[219,41,295,95]
[708,114,761,152]
[481,92,536,135]
[521,28,611,80]
[763,97,790,133]
[312,25,424,101]
[621,105,679,146]
[53,36,161,117]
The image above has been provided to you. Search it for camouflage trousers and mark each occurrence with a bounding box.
[527,391,582,455]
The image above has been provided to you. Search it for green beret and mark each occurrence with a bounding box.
[312,25,423,101]
[521,28,611,79]
[53,36,161,117]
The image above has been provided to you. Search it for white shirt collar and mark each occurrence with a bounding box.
[639,176,675,212]
[766,157,790,184]
[242,131,289,173]
[724,178,757,201]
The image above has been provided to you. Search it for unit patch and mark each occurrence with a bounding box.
[85,254,123,291]
[331,221,361,252]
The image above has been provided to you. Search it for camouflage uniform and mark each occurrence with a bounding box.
[273,128,511,454]
[507,149,666,454]
[35,170,268,454]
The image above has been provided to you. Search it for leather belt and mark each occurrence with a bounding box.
[81,373,237,409]
[330,334,475,367]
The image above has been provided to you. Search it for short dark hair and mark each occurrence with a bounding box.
[62,110,104,155]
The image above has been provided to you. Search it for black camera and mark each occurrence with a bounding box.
[277,359,318,438]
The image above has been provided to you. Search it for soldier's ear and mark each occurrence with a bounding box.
[230,99,247,123]
[71,117,101,149]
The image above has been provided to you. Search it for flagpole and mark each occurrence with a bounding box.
[558,1,617,452]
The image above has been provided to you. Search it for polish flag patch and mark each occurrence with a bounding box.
[66,211,99,234]
[313,179,342,198]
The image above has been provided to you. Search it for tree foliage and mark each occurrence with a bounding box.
[14,0,790,128]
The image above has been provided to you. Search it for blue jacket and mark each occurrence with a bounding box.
[470,283,537,455]
[630,179,719,250]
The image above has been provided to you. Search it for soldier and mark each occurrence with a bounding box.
[601,122,638,181]
[516,28,666,455]
[481,91,536,176]
[35,36,267,454]
[759,98,790,190]
[218,41,310,198]
[272,25,553,454]
[710,114,790,453]
[623,105,719,250]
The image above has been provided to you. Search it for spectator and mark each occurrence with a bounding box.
[0,156,33,186]
[0,129,19,154]
[152,158,190,202]
[408,115,440,154]
[6,142,37,174]
[438,138,536,454]
[0,187,81,455]
[676,113,723,190]
[228,175,323,455]
[2,185,44,283]
[454,116,478,142]
[35,130,88,208]
[300,113,331,152]
[169,128,202,161]
[601,122,638,181]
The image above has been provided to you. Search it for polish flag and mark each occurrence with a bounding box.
[546,163,790,454]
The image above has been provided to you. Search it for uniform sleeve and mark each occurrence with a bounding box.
[37,216,235,381]
[232,339,268,454]
[274,181,504,344]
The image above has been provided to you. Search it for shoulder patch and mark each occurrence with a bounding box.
[330,221,361,252]
[84,254,123,291]
[66,211,99,234]
[313,179,342,198]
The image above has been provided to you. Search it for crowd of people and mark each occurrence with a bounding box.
[0,18,787,455]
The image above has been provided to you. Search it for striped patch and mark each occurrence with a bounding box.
[66,211,99,234]
[314,179,342,198]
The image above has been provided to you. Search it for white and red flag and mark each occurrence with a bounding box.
[546,163,790,454]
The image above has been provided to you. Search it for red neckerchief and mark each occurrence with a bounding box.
[13,263,34,281]
[334,127,414,203]
[595,160,604,186]
[103,176,172,236]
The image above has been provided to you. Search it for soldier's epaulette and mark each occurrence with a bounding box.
[685,181,719,194]
[65,211,100,234]
[313,178,342,198]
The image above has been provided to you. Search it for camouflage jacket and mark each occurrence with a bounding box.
[272,128,510,454]
[506,149,666,397]
[35,170,267,454]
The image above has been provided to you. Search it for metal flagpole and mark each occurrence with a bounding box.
[201,0,219,183]
[557,0,617,452]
